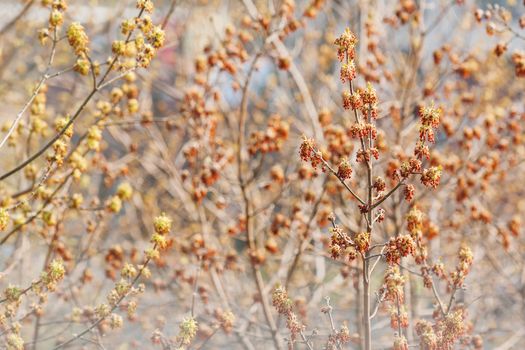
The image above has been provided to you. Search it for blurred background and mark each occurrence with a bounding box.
[0,0,524,349]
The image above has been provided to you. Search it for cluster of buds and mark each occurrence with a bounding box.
[342,91,363,110]
[390,305,409,329]
[343,84,379,118]
[398,158,422,179]
[354,231,370,253]
[512,51,525,78]
[418,104,442,143]
[385,234,416,265]
[361,83,379,107]
[69,149,88,182]
[416,307,473,350]
[40,259,66,291]
[475,4,525,78]
[450,245,473,288]
[334,28,358,62]
[329,224,357,261]
[87,125,102,151]
[48,137,68,166]
[356,147,380,163]
[431,261,447,281]
[149,213,172,253]
[373,176,386,193]
[2,284,23,344]
[5,333,24,350]
[320,116,354,162]
[347,122,377,140]
[393,334,409,350]
[108,1,166,70]
[299,136,323,169]
[67,22,89,56]
[382,266,405,302]
[403,184,415,202]
[335,29,380,120]
[415,320,438,349]
[4,285,22,304]
[437,309,467,348]
[89,214,168,335]
[303,0,327,19]
[508,215,521,237]
[340,60,357,82]
[414,140,430,160]
[45,0,68,28]
[420,166,442,189]
[389,0,418,25]
[326,328,352,350]
[248,115,290,155]
[336,158,353,180]
[177,316,199,346]
[48,115,75,167]
[0,208,9,231]
[136,0,154,12]
[213,308,236,334]
[28,85,50,143]
[272,285,305,344]
[406,206,424,239]
[405,206,433,264]
[105,182,133,213]
[65,21,96,77]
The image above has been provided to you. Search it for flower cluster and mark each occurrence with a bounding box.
[336,158,353,180]
[272,285,305,344]
[150,213,173,252]
[108,4,166,70]
[214,308,236,334]
[385,234,416,265]
[421,166,442,189]
[177,316,199,346]
[437,309,467,349]
[475,4,525,78]
[354,231,370,253]
[105,182,133,213]
[299,136,323,169]
[46,0,67,28]
[41,259,66,291]
[415,320,438,349]
[328,223,357,261]
[382,266,405,302]
[393,334,408,350]
[325,323,352,350]
[450,244,473,288]
[334,28,358,62]
[390,305,409,329]
[418,104,442,143]
[248,114,290,155]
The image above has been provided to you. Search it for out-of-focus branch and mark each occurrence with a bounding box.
[0,0,35,36]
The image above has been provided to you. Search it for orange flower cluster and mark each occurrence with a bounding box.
[385,234,416,265]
